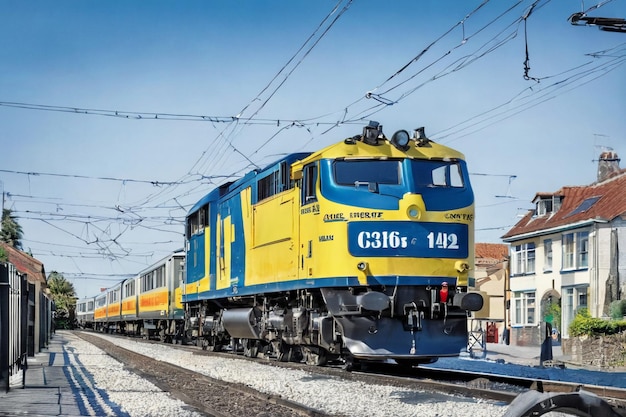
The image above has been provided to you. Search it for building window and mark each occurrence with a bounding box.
[543,239,552,272]
[537,199,552,216]
[562,231,589,270]
[562,286,589,338]
[535,195,562,216]
[511,242,535,275]
[513,291,536,325]
[578,288,588,310]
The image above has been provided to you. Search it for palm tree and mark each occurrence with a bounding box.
[47,271,77,328]
[1,208,23,249]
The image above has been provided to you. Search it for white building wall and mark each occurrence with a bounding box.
[595,224,612,317]
[617,220,626,298]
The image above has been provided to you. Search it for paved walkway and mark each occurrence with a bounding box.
[0,332,115,417]
[481,342,566,367]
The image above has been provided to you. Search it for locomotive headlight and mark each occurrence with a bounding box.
[407,205,420,219]
[360,120,383,145]
[390,130,411,151]
[357,261,368,271]
[414,127,430,147]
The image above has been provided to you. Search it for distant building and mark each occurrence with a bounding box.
[0,243,47,286]
[0,242,50,354]
[501,151,626,346]
[472,243,509,343]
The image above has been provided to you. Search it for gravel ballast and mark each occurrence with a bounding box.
[78,332,508,417]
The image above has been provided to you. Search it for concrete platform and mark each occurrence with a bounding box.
[0,332,114,417]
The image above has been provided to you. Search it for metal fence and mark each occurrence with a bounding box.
[0,262,28,392]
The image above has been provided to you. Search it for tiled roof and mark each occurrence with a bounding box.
[1,242,47,284]
[502,169,626,241]
[475,243,508,261]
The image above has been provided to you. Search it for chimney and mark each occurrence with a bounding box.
[597,151,620,182]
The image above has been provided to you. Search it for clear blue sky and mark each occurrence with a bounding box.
[1,0,625,298]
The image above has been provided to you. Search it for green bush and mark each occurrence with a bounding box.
[610,300,626,320]
[569,308,626,337]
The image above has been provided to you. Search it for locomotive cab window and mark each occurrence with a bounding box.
[301,163,318,205]
[412,160,465,189]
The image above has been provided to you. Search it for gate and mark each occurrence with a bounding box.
[0,262,28,392]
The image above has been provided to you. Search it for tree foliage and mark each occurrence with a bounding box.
[47,271,77,319]
[1,208,23,250]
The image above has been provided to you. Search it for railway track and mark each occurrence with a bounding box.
[77,331,626,416]
[78,332,331,417]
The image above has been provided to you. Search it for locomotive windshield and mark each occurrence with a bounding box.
[411,159,465,189]
[334,160,401,185]
[321,157,471,210]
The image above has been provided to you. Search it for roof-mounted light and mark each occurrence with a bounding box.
[362,120,382,146]
[390,130,410,151]
[414,127,430,147]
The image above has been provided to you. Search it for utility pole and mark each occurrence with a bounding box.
[0,180,4,234]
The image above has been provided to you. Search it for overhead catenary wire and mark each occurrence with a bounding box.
[2,0,623,280]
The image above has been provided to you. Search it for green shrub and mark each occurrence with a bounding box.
[569,307,626,336]
[610,300,626,320]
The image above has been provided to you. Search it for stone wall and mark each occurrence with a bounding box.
[562,333,626,368]
[511,326,541,346]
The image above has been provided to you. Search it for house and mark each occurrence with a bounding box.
[501,151,626,346]
[0,242,50,354]
[0,243,47,286]
[473,243,509,343]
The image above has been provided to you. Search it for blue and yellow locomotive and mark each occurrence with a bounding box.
[184,121,483,366]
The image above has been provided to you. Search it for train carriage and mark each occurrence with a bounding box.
[183,122,483,366]
[93,292,107,332]
[104,281,123,333]
[120,275,139,333]
[75,296,95,329]
[136,251,185,341]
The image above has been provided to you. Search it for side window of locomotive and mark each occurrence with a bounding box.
[258,162,289,203]
[198,206,206,229]
[187,212,199,237]
[334,160,401,186]
[301,163,317,205]
[187,205,208,237]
